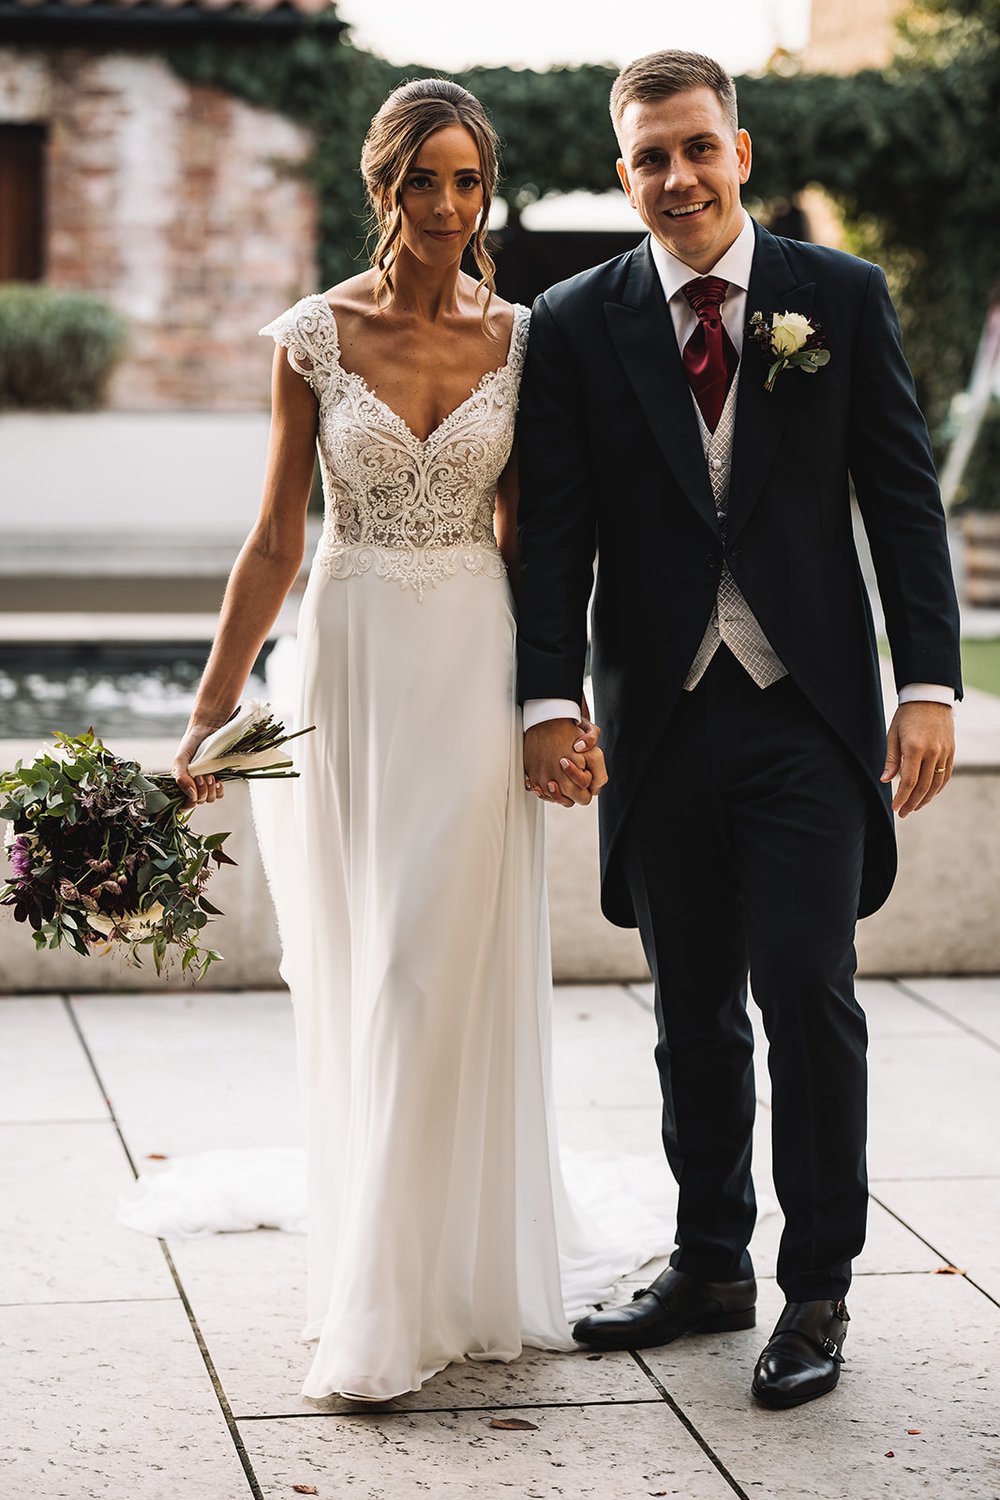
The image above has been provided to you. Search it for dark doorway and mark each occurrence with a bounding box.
[0,123,46,281]
[492,223,644,306]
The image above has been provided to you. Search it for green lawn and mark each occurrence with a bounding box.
[878,638,1000,697]
[960,639,1000,698]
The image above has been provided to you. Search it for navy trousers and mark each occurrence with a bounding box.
[620,645,870,1302]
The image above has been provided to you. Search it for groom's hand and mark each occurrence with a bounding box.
[881,702,955,816]
[524,719,600,808]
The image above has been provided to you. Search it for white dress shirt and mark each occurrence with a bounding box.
[523,213,953,731]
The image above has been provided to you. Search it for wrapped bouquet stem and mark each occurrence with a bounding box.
[186,701,313,778]
[0,703,313,979]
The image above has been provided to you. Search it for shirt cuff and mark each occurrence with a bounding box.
[522,698,582,731]
[898,683,956,706]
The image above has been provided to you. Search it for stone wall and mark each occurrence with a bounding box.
[0,47,317,410]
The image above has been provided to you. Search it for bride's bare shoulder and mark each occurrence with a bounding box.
[482,290,516,321]
[321,274,381,341]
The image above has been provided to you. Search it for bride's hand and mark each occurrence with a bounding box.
[173,721,227,806]
[570,718,608,795]
[529,718,608,803]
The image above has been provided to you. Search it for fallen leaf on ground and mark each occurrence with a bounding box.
[488,1418,539,1431]
[292,1486,318,1495]
[907,1429,922,1435]
[885,1451,895,1458]
[931,1265,965,1275]
[145,1153,168,1160]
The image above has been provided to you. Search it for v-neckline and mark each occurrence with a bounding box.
[312,295,523,447]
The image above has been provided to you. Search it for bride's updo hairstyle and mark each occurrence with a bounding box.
[361,78,500,314]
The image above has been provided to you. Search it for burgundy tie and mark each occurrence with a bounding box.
[681,276,738,432]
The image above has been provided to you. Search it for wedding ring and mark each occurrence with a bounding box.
[934,765,947,774]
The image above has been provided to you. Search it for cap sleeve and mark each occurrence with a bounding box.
[508,303,531,382]
[258,295,340,397]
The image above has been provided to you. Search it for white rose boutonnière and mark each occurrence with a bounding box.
[748,310,830,392]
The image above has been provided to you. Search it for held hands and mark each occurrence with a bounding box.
[881,702,955,817]
[172,721,227,807]
[524,717,609,809]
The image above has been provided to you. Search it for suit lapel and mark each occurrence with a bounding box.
[727,222,815,544]
[604,239,719,537]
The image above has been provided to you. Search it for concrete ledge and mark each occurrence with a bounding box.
[1,672,997,990]
[0,412,273,537]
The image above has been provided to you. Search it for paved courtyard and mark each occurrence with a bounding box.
[2,976,999,1499]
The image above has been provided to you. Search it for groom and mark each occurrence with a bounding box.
[517,50,961,1409]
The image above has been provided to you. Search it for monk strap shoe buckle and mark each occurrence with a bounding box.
[822,1336,839,1357]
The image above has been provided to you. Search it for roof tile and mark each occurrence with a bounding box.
[7,0,333,13]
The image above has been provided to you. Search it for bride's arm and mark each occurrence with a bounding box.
[173,348,319,805]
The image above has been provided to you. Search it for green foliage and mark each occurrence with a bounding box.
[161,1,998,439]
[0,284,127,411]
[455,64,619,214]
[738,32,999,440]
[954,400,1000,513]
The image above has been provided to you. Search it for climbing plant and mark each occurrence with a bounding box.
[165,0,999,438]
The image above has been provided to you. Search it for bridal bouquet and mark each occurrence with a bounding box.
[1,704,312,979]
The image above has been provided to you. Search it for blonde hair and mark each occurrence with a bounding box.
[610,50,738,136]
[361,78,499,316]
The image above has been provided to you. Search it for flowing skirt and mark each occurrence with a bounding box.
[249,554,659,1401]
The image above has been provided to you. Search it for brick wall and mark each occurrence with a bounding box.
[0,47,317,409]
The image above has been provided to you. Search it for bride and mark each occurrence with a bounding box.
[166,78,658,1404]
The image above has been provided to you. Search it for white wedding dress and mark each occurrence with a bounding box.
[121,295,669,1402]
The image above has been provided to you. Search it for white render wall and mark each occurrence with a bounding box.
[2,411,272,539]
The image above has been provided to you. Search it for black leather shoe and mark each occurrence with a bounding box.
[572,1267,756,1351]
[751,1299,850,1409]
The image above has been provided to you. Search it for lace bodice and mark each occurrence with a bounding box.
[259,295,530,596]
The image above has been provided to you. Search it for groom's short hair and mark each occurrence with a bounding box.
[610,51,738,136]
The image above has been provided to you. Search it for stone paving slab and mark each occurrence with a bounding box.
[0,996,107,1123]
[0,1119,175,1304]
[1,1298,253,1500]
[900,976,1000,1047]
[555,1103,666,1156]
[4,980,996,1498]
[618,1198,943,1290]
[639,1272,1000,1500]
[867,1031,1000,1181]
[167,1229,659,1419]
[70,990,302,1156]
[624,977,963,1038]
[873,1177,1000,1296]
[858,977,970,1037]
[237,1402,736,1500]
[550,985,663,1110]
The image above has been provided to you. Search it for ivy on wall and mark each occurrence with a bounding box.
[167,0,999,441]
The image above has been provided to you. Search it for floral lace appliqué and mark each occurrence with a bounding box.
[260,297,529,596]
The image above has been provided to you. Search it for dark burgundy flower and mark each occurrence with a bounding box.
[10,836,33,880]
